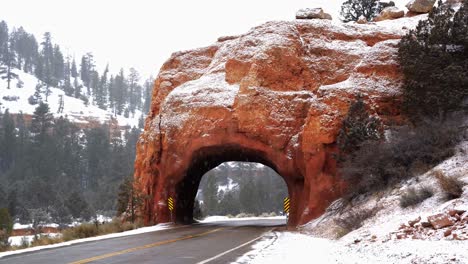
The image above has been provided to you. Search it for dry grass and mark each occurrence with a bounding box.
[434,170,465,200]
[334,206,380,237]
[1,219,143,252]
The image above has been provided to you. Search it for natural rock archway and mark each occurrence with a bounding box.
[134,17,422,226]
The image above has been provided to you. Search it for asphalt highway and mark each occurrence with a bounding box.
[0,218,285,264]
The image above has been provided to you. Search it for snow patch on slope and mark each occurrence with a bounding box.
[0,70,142,127]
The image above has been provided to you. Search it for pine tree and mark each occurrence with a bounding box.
[65,191,90,220]
[399,0,468,120]
[0,208,13,250]
[31,102,54,143]
[128,68,140,115]
[0,21,9,61]
[73,77,82,98]
[63,57,73,96]
[11,27,38,73]
[39,32,54,89]
[52,44,64,85]
[0,109,16,170]
[96,65,109,109]
[80,53,94,89]
[203,174,218,215]
[7,190,18,218]
[71,57,78,78]
[0,41,19,89]
[114,69,127,115]
[116,177,142,222]
[340,0,393,22]
[143,77,154,113]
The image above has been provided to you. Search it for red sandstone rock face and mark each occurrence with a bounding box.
[134,17,423,226]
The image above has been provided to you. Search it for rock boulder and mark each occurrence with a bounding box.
[406,0,436,13]
[375,6,405,21]
[296,8,332,20]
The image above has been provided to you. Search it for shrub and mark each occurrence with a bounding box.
[2,96,19,101]
[337,95,383,158]
[399,186,434,208]
[340,120,459,198]
[334,206,379,236]
[30,235,62,247]
[28,95,39,105]
[434,170,465,200]
[62,223,98,241]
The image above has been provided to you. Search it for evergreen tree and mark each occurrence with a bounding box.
[71,57,78,78]
[128,68,140,115]
[63,57,73,96]
[114,69,127,115]
[73,77,82,98]
[143,77,154,113]
[239,177,257,214]
[0,41,19,89]
[31,102,54,142]
[85,125,110,190]
[340,0,393,22]
[80,53,94,89]
[0,208,12,250]
[0,109,16,171]
[399,0,468,120]
[52,44,64,84]
[65,191,90,220]
[116,177,142,222]
[7,189,18,218]
[203,174,218,215]
[11,27,38,73]
[39,32,54,92]
[0,21,9,61]
[96,64,109,109]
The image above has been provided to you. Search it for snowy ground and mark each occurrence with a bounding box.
[233,231,468,264]
[1,223,174,258]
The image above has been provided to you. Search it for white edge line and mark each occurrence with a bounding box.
[196,228,274,264]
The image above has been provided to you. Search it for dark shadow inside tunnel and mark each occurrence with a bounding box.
[174,145,289,224]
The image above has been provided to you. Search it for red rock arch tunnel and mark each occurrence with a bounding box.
[175,145,290,224]
[133,19,406,227]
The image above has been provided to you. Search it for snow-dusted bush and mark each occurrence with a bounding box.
[399,186,434,208]
[340,120,459,198]
[334,206,380,236]
[2,95,19,101]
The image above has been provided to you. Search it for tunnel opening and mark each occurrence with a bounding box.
[194,161,288,220]
[173,144,290,224]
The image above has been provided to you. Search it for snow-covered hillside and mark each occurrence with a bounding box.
[234,140,468,263]
[0,69,143,127]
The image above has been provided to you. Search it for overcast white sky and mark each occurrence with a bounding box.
[0,0,408,79]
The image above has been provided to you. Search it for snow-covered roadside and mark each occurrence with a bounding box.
[232,231,468,264]
[233,140,468,263]
[0,223,174,258]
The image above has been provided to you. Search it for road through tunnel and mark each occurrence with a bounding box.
[173,145,291,225]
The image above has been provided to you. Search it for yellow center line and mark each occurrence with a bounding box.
[69,228,224,264]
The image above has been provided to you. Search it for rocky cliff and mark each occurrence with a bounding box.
[134,16,423,226]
